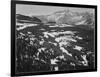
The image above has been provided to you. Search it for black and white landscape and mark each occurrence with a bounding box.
[16,4,95,73]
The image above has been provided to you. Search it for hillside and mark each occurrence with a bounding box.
[16,14,42,23]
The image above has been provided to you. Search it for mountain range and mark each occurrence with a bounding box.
[16,10,95,29]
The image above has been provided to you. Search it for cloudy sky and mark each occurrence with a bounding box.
[16,4,94,16]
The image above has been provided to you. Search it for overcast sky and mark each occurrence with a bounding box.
[16,4,94,16]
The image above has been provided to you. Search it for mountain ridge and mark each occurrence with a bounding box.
[16,9,95,29]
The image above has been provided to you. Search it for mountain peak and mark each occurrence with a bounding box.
[54,9,72,14]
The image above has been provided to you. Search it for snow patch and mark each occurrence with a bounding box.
[55,36,77,43]
[74,45,83,51]
[49,24,73,27]
[39,28,45,31]
[58,55,64,59]
[76,36,83,40]
[54,66,58,71]
[43,32,55,38]
[60,47,72,56]
[81,55,88,66]
[17,24,37,30]
[39,40,45,45]
[50,59,59,64]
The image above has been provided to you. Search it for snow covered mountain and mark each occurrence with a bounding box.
[33,10,94,30]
